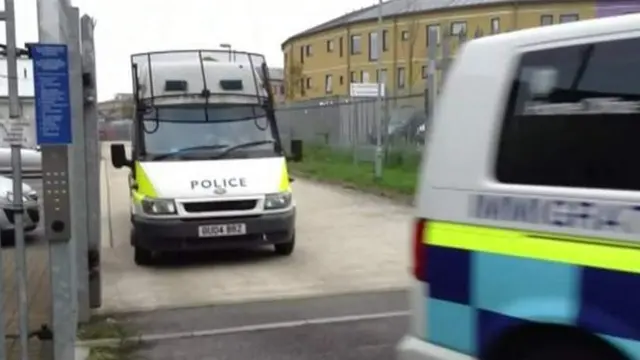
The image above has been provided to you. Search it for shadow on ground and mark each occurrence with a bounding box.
[145,247,287,269]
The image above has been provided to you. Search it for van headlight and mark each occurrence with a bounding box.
[4,192,29,203]
[264,192,292,210]
[141,198,177,215]
[26,190,38,202]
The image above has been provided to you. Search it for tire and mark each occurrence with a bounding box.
[487,329,627,360]
[274,234,295,256]
[131,229,154,266]
[519,341,624,360]
[134,246,154,266]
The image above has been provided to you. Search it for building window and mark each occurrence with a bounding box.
[360,70,370,83]
[350,34,362,54]
[426,24,440,46]
[350,71,357,83]
[339,75,344,85]
[300,46,304,64]
[382,30,389,51]
[300,79,305,96]
[327,40,334,52]
[376,68,387,84]
[325,74,333,94]
[540,15,553,26]
[490,17,500,34]
[305,45,312,56]
[559,14,579,23]
[306,77,312,89]
[495,36,640,190]
[369,32,379,61]
[450,21,467,36]
[401,30,409,41]
[397,67,405,88]
[421,65,428,79]
[339,37,344,57]
[280,85,285,95]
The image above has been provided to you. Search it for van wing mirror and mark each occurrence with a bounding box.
[110,143,131,169]
[287,140,303,162]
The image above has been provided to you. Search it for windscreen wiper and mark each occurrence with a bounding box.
[211,140,276,159]
[151,144,229,160]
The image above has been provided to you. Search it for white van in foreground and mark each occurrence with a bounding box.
[398,13,640,360]
[110,50,302,266]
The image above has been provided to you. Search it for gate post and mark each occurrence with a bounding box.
[80,15,102,310]
[35,0,78,359]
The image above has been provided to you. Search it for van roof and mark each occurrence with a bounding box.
[469,13,640,49]
[132,50,269,105]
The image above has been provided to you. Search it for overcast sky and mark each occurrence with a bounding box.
[9,0,376,101]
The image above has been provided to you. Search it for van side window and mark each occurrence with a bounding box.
[495,37,640,190]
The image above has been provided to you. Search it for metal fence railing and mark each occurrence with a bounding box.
[276,93,426,164]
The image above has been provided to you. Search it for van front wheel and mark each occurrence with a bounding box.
[134,246,154,266]
[274,234,295,256]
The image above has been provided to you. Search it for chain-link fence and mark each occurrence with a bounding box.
[276,93,426,165]
[99,119,133,141]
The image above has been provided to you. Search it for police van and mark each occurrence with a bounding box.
[110,50,302,265]
[397,13,640,360]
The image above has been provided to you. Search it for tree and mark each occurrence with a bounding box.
[285,62,303,100]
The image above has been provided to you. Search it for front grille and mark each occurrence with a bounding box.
[3,209,14,224]
[183,200,257,213]
[3,209,40,224]
[27,209,40,223]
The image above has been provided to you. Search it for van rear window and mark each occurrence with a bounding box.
[495,37,640,191]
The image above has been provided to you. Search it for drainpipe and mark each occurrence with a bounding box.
[512,1,519,30]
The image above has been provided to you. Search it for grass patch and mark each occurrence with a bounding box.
[78,316,134,341]
[78,316,145,360]
[86,344,145,360]
[288,144,419,198]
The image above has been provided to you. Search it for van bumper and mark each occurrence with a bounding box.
[397,336,476,360]
[131,208,295,252]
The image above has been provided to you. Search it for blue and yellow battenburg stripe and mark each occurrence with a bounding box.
[420,221,640,357]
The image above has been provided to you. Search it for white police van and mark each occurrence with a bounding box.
[110,50,302,266]
[398,13,640,360]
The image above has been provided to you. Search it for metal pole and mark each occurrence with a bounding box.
[80,15,102,309]
[67,6,90,323]
[36,0,76,359]
[374,0,384,179]
[426,25,438,140]
[5,0,29,358]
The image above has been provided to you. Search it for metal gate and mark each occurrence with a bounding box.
[0,0,102,359]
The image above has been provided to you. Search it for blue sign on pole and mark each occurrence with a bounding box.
[31,43,73,145]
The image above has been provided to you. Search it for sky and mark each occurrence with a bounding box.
[6,0,378,101]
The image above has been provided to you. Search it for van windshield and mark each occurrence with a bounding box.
[141,104,277,159]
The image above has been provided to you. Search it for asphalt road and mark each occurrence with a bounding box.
[117,290,409,360]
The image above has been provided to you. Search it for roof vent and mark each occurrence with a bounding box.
[219,80,243,91]
[164,80,188,92]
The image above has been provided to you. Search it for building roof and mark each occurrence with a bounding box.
[0,59,34,98]
[282,0,548,47]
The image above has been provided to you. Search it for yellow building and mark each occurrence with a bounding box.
[281,0,597,102]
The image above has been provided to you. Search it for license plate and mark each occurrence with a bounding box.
[198,223,246,238]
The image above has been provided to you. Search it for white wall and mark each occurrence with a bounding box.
[0,59,34,97]
[0,98,36,148]
[0,59,38,148]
